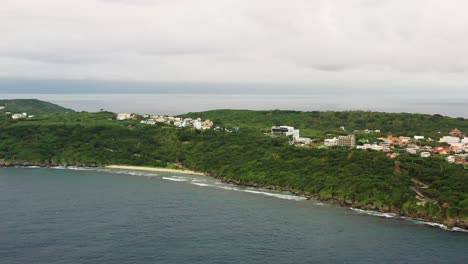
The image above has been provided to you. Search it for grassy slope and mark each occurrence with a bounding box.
[0,99,75,114]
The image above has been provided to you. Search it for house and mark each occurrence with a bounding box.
[439,136,460,144]
[193,120,202,130]
[337,135,356,148]
[140,120,156,125]
[324,137,338,147]
[454,154,467,163]
[0,106,5,110]
[399,136,411,146]
[449,128,462,137]
[406,147,418,155]
[446,156,455,163]
[271,126,297,136]
[12,113,27,119]
[434,147,451,155]
[357,144,384,151]
[414,136,425,140]
[292,135,312,145]
[116,113,132,120]
[420,152,431,158]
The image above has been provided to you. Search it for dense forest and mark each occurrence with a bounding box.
[0,110,467,225]
[183,109,468,138]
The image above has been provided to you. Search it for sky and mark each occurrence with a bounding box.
[1,0,468,95]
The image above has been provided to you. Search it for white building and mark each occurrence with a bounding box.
[414,136,425,140]
[12,113,27,119]
[357,144,384,151]
[193,120,202,130]
[420,152,431,158]
[446,156,455,163]
[324,137,338,147]
[116,113,132,120]
[406,148,418,155]
[292,135,311,145]
[271,126,296,136]
[439,136,460,144]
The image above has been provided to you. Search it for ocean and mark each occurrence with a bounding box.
[1,168,467,264]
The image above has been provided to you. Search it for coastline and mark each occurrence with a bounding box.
[105,165,206,176]
[1,162,467,232]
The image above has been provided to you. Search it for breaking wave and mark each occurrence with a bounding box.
[162,176,188,182]
[350,208,397,218]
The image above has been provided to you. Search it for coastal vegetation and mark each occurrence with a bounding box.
[0,105,467,227]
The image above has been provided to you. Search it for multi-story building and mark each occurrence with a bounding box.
[337,135,356,148]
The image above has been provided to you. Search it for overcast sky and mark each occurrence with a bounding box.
[1,0,468,92]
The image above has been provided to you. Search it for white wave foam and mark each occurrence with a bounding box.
[422,221,449,230]
[242,189,306,201]
[350,208,397,218]
[191,182,211,187]
[51,166,67,170]
[315,202,325,206]
[98,169,159,177]
[66,166,93,171]
[162,176,187,182]
[451,227,468,233]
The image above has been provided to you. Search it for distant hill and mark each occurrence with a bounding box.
[0,99,75,115]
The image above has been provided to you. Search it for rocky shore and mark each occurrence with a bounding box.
[214,176,468,231]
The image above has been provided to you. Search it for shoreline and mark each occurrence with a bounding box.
[105,165,206,176]
[1,162,467,232]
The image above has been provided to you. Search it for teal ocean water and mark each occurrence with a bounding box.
[1,168,467,263]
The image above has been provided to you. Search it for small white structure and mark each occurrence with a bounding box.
[116,113,132,120]
[406,148,418,155]
[0,106,5,110]
[446,156,455,163]
[439,136,460,144]
[271,126,296,136]
[292,135,311,145]
[414,136,425,140]
[357,144,384,151]
[193,120,202,130]
[324,137,338,147]
[420,152,431,158]
[12,113,27,119]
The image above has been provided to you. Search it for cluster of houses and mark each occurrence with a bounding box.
[272,125,467,164]
[356,128,468,164]
[116,113,214,130]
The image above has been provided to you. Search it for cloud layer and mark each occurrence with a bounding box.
[2,0,468,90]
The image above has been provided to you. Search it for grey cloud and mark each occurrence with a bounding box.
[1,0,468,87]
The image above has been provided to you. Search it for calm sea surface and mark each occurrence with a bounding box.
[1,168,467,264]
[1,93,467,117]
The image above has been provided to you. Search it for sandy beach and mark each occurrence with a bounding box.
[105,165,206,176]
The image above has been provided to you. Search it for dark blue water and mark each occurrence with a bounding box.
[1,168,467,264]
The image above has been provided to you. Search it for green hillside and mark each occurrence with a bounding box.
[0,99,75,115]
[182,109,468,138]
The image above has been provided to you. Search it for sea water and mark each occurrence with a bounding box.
[0,168,467,263]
